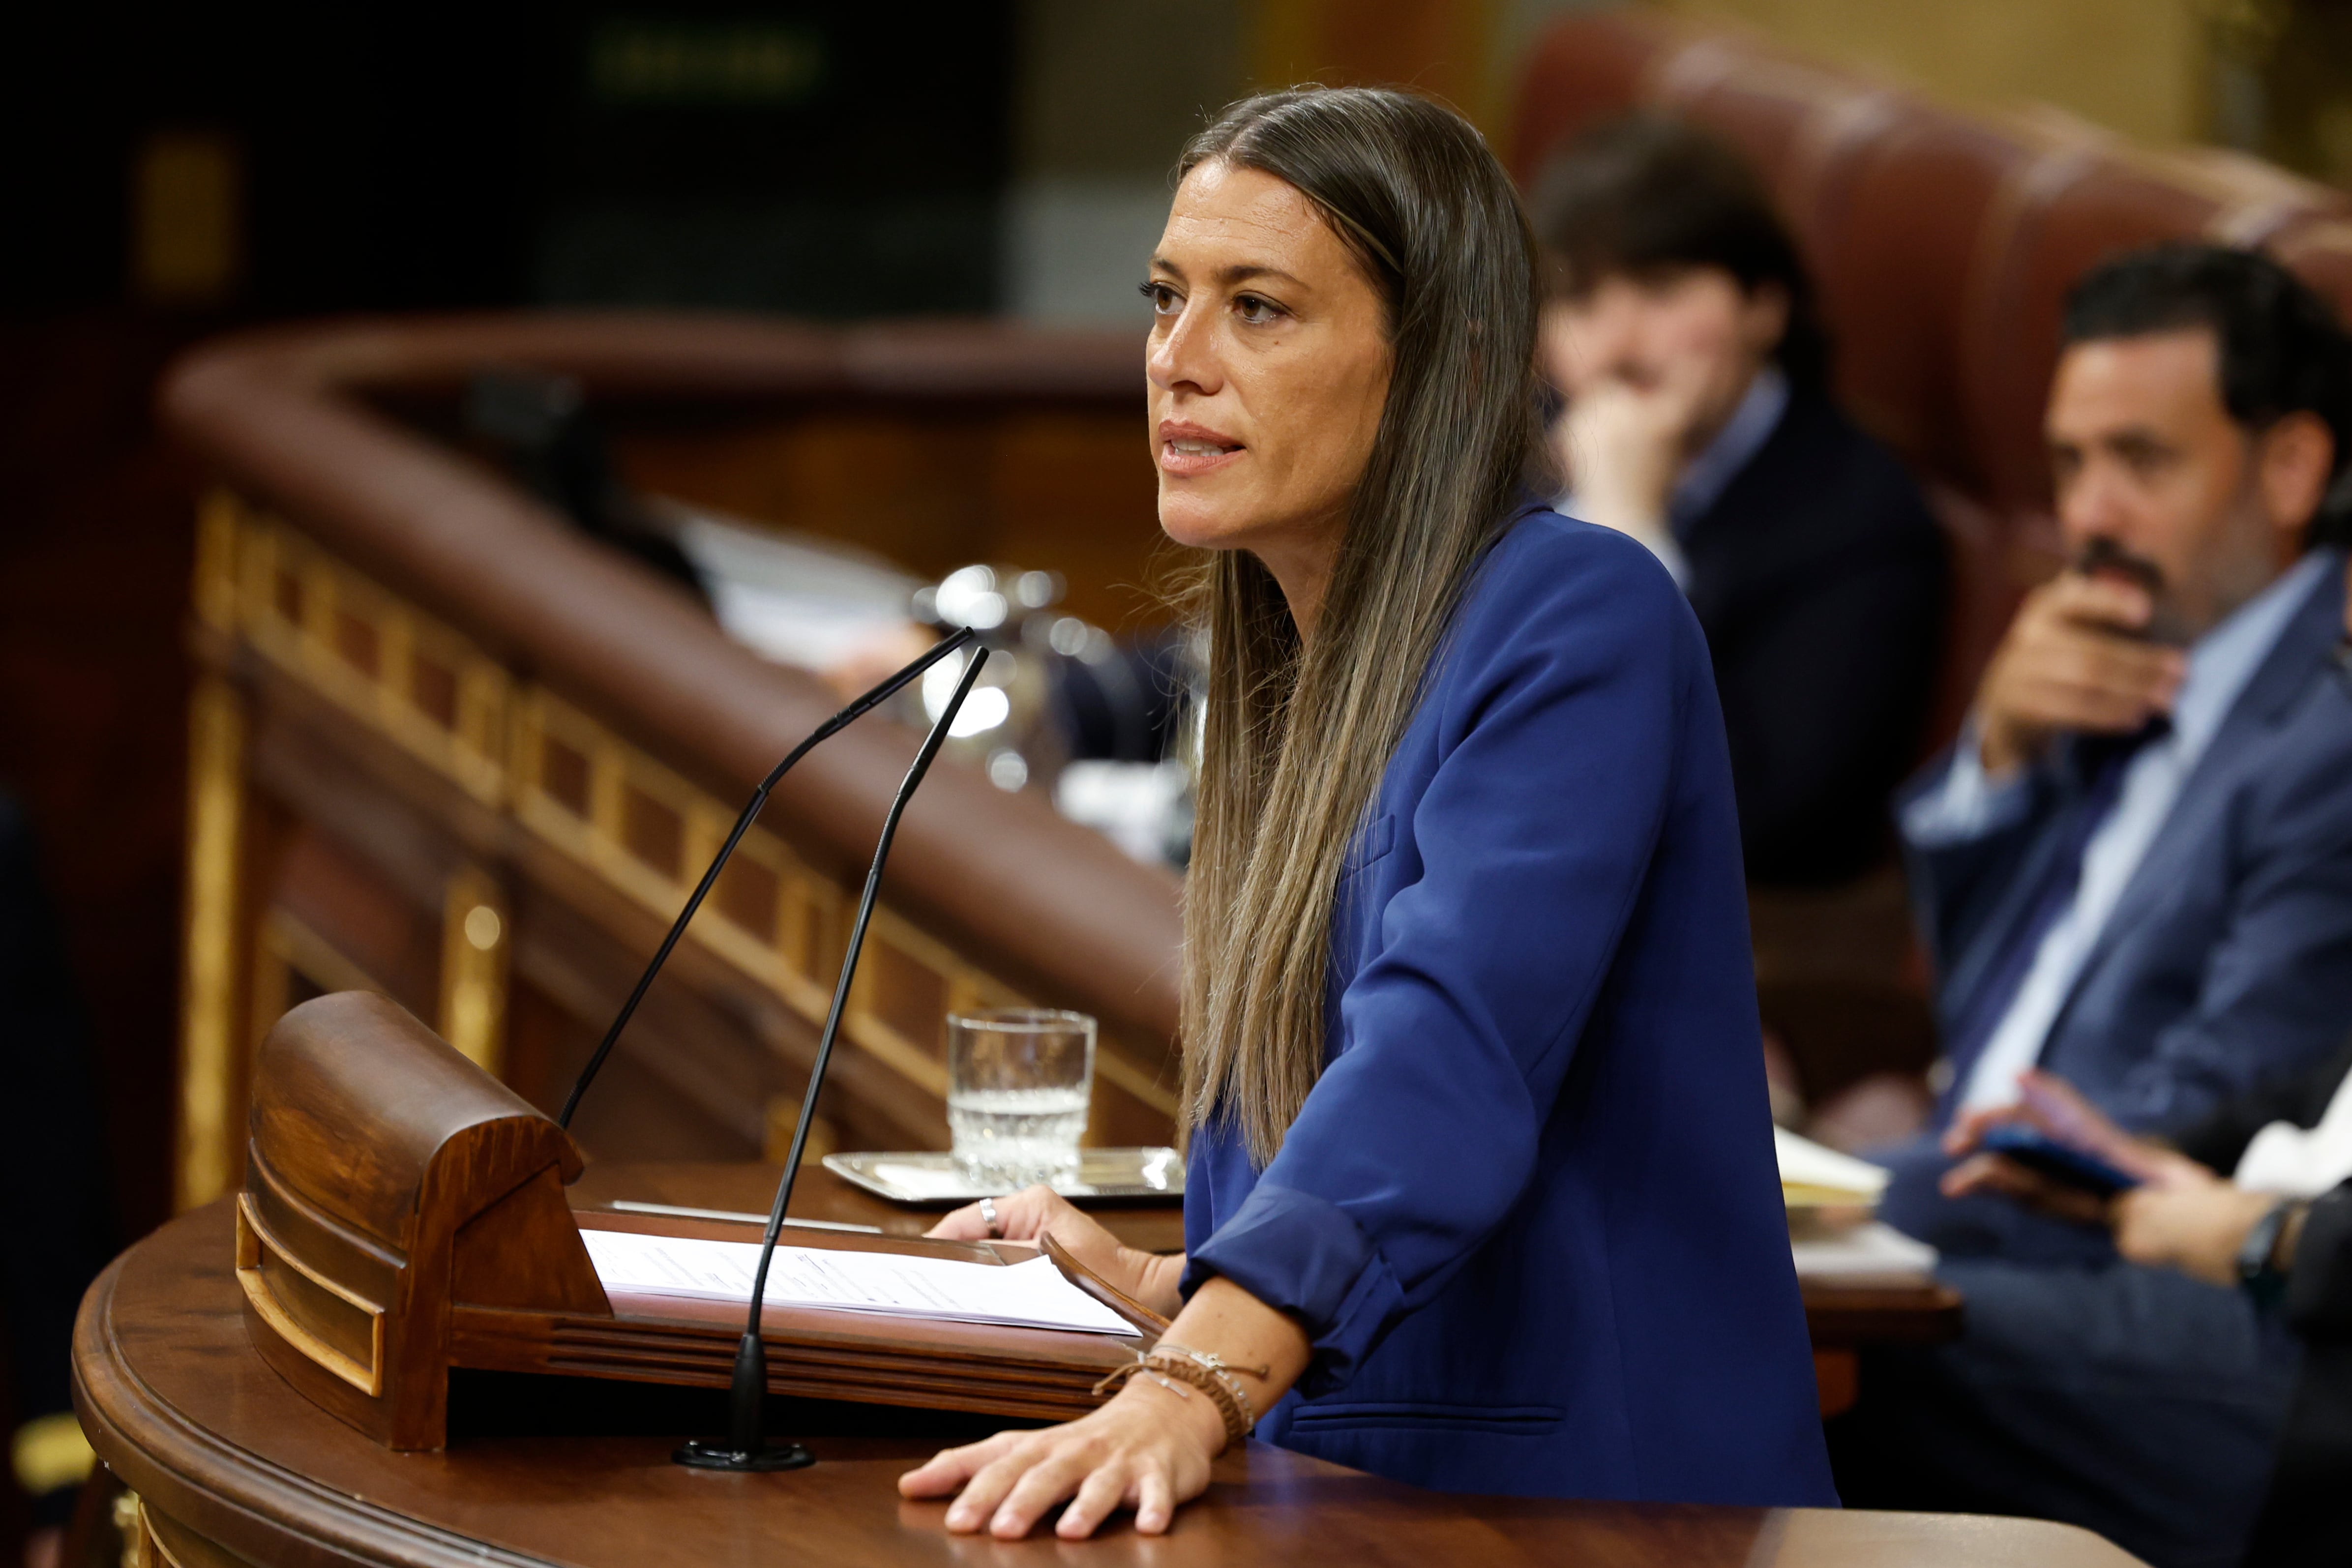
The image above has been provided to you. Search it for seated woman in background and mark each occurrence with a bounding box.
[1532,116,1948,887]
[899,86,1831,1539]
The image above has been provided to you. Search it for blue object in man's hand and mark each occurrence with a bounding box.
[1980,1124,2143,1198]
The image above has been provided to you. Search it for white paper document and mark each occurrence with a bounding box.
[1774,1127,1891,1204]
[1789,1220,1938,1278]
[581,1228,1135,1336]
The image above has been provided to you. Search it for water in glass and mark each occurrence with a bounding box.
[946,1008,1095,1189]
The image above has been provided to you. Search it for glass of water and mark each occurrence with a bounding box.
[947,1007,1095,1190]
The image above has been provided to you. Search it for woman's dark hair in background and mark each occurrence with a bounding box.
[1173,86,1544,1163]
[1528,113,1829,391]
[2063,243,2352,548]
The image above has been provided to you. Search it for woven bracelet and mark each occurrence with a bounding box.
[1092,1346,1262,1449]
[1151,1344,1265,1427]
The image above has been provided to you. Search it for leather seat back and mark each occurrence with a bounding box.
[1511,12,2352,745]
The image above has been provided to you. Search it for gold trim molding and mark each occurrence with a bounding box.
[183,492,1176,1164]
[176,675,247,1212]
[439,864,509,1076]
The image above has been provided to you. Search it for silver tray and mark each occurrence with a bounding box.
[823,1147,1183,1206]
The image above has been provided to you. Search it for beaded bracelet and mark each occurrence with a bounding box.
[1092,1343,1269,1450]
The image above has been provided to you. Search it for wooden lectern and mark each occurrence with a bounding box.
[81,1198,2147,1567]
[236,991,1140,1450]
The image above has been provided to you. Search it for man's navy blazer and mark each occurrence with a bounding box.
[1683,388,1947,886]
[1880,554,2352,1257]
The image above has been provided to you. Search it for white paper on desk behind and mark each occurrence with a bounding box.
[581,1229,1134,1336]
[1790,1221,1938,1278]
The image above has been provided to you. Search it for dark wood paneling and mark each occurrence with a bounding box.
[610,405,1168,632]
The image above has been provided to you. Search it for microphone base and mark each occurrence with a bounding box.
[671,1438,816,1473]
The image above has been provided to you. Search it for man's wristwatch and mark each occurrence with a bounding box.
[2239,1197,2296,1306]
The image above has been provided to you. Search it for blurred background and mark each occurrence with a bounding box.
[5,0,2352,1553]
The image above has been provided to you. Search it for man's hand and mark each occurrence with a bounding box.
[1557,378,1689,539]
[1942,1067,2200,1223]
[927,1185,1184,1321]
[1944,1068,2167,1176]
[2111,1179,2279,1288]
[1972,573,2186,776]
[1555,348,1730,544]
[1944,1071,2287,1286]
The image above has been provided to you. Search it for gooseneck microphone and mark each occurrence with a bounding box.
[674,644,990,1473]
[555,625,976,1130]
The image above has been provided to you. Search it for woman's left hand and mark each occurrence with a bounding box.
[898,1376,1225,1538]
[925,1185,1186,1321]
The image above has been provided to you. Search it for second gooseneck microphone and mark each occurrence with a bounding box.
[556,624,976,1131]
[674,644,991,1472]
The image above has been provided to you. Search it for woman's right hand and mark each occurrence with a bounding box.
[927,1185,1184,1320]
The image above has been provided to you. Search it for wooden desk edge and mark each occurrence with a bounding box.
[78,1208,2122,1568]
[74,1251,555,1568]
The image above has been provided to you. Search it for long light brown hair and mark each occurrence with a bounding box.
[1175,88,1546,1164]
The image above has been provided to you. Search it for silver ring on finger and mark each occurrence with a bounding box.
[980,1196,1002,1238]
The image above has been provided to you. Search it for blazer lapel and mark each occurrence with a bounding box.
[2052,556,2347,1006]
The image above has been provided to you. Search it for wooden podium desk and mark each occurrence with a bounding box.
[569,1161,1962,1417]
[74,1201,2121,1568]
[570,1159,1192,1252]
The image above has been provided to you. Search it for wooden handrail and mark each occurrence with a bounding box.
[159,314,1183,1059]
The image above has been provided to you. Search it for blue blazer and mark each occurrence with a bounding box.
[1180,507,1834,1507]
[1879,554,2352,1259]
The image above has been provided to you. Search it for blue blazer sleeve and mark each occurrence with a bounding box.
[2106,760,2352,1132]
[1187,530,1705,1394]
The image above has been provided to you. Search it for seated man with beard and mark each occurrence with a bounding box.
[1840,245,2352,1568]
[1879,245,2352,1257]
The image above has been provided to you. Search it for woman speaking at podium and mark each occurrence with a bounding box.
[903,86,1832,1538]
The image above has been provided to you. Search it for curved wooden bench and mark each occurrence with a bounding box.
[159,315,1183,1204]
